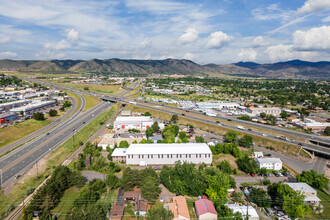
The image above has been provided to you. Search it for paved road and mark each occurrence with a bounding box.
[234,176,296,187]
[0,100,111,187]
[0,96,78,156]
[81,171,105,182]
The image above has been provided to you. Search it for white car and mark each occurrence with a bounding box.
[262,133,268,137]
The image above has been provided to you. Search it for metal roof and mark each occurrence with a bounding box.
[126,143,212,155]
[287,183,317,193]
[256,158,282,164]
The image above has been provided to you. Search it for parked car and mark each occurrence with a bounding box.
[14,174,21,179]
[273,172,280,177]
[153,167,161,171]
[265,153,272,156]
[282,172,288,176]
[160,196,164,202]
[250,173,255,177]
[239,186,244,191]
[267,173,272,177]
[288,173,294,177]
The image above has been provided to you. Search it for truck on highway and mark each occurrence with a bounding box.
[129,101,137,105]
[237,125,245,130]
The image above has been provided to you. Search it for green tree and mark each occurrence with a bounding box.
[146,206,174,220]
[146,127,154,138]
[178,131,188,143]
[195,136,205,143]
[19,110,24,116]
[260,112,266,118]
[237,115,251,121]
[236,155,258,173]
[296,170,329,190]
[217,160,233,174]
[144,112,152,116]
[225,130,239,142]
[238,135,253,147]
[32,112,45,121]
[105,173,120,189]
[48,109,58,117]
[119,140,129,148]
[151,121,160,132]
[324,126,330,136]
[249,188,271,207]
[205,171,230,205]
[280,111,288,118]
[171,114,179,123]
[141,176,161,204]
[84,86,89,90]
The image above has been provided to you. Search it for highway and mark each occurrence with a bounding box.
[0,96,111,187]
[0,95,81,156]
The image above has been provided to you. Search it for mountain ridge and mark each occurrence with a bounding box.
[0,58,329,79]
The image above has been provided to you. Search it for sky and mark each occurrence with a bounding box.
[0,0,329,64]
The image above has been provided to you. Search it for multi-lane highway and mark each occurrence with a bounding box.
[0,95,81,156]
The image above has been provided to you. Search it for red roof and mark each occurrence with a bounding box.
[195,199,217,216]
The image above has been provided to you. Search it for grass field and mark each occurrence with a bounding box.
[63,83,123,95]
[0,119,50,148]
[306,190,330,219]
[82,94,101,112]
[186,198,197,219]
[0,103,120,219]
[66,91,81,113]
[52,187,82,218]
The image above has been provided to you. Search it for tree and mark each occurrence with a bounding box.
[141,176,161,204]
[249,188,271,207]
[236,155,258,173]
[48,109,57,117]
[260,112,266,118]
[238,135,253,147]
[146,127,154,138]
[83,86,89,90]
[324,126,330,136]
[19,110,24,116]
[195,136,205,143]
[151,121,160,132]
[144,112,152,116]
[105,173,120,189]
[32,112,45,121]
[119,140,129,148]
[205,171,231,205]
[296,170,329,190]
[179,131,188,143]
[237,115,251,121]
[63,101,72,108]
[217,160,233,174]
[146,206,173,220]
[171,114,179,123]
[280,111,288,118]
[225,130,239,142]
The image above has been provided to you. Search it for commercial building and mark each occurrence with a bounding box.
[10,100,56,115]
[124,143,212,166]
[111,148,127,163]
[0,100,31,112]
[195,198,217,220]
[255,158,282,170]
[197,102,239,109]
[0,112,18,124]
[226,204,259,220]
[247,107,281,116]
[287,183,320,206]
[113,116,154,130]
[169,195,190,220]
[295,118,330,132]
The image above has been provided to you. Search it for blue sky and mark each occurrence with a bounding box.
[0,0,329,64]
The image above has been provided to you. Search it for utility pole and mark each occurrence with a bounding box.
[73,128,76,148]
[22,196,26,220]
[36,161,39,179]
[0,169,2,190]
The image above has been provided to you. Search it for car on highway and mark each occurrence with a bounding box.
[248,128,252,131]
[181,113,185,116]
[227,119,232,121]
[262,133,268,137]
[298,143,303,146]
[46,133,50,135]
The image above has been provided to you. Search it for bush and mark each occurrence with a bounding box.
[48,109,57,117]
[25,187,35,196]
[32,112,45,120]
[237,115,251,121]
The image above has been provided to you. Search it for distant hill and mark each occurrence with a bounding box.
[0,58,329,79]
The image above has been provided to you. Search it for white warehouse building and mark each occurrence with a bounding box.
[10,100,56,115]
[256,158,282,170]
[113,116,153,130]
[123,143,212,166]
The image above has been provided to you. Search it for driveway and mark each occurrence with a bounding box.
[159,184,176,203]
[234,176,296,187]
[81,171,105,182]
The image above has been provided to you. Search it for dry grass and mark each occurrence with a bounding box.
[63,83,123,95]
[82,94,101,112]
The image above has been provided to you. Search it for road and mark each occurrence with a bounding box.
[0,99,111,187]
[0,96,80,156]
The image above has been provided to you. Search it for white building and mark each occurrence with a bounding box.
[197,102,239,109]
[111,148,128,162]
[113,116,154,130]
[0,100,31,112]
[255,158,282,170]
[10,100,56,115]
[287,183,320,206]
[226,204,259,220]
[247,107,281,116]
[124,143,212,166]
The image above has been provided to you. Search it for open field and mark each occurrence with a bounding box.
[0,103,120,219]
[124,104,303,156]
[306,190,330,219]
[186,198,197,219]
[0,119,50,148]
[52,187,82,218]
[62,83,123,95]
[82,94,101,112]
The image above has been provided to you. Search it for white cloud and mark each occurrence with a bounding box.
[66,29,79,42]
[139,38,152,49]
[296,0,330,14]
[322,16,330,22]
[251,4,291,22]
[179,28,199,44]
[183,52,196,60]
[206,31,233,49]
[237,48,257,61]
[252,36,269,47]
[0,51,18,58]
[293,26,330,51]
[125,0,185,14]
[0,36,11,43]
[265,44,295,62]
[44,39,71,50]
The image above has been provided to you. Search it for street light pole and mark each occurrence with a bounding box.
[0,169,2,190]
[73,128,76,148]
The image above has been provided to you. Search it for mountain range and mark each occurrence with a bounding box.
[0,58,329,79]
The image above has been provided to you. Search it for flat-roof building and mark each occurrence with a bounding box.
[197,102,239,109]
[113,116,153,131]
[0,100,31,112]
[226,204,259,220]
[111,148,128,163]
[247,107,281,116]
[256,158,282,170]
[0,112,18,124]
[10,100,56,115]
[287,183,320,206]
[116,143,212,166]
